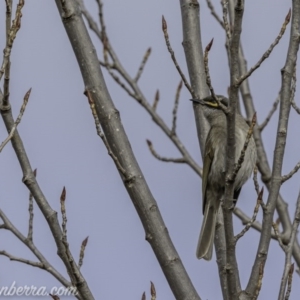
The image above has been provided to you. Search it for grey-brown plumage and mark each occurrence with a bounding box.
[193,96,257,260]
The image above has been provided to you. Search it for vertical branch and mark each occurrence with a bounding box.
[55,1,201,299]
[60,187,67,241]
[222,1,244,298]
[27,168,36,242]
[171,80,182,135]
[246,0,300,296]
[179,0,210,156]
[278,191,300,300]
[4,0,13,106]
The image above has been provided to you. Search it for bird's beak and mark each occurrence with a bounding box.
[190,98,205,105]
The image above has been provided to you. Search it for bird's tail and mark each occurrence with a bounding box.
[196,203,218,260]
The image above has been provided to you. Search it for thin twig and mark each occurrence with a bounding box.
[150,281,156,300]
[253,165,260,195]
[146,140,186,163]
[3,0,13,106]
[60,187,67,241]
[135,47,152,82]
[279,190,300,300]
[234,207,277,239]
[236,9,291,86]
[204,38,217,100]
[221,0,231,41]
[0,250,44,268]
[272,222,286,251]
[259,94,280,131]
[235,187,263,243]
[27,168,37,242]
[0,0,24,84]
[161,16,194,97]
[96,0,105,37]
[49,294,61,300]
[206,0,224,28]
[153,90,159,111]
[231,112,256,182]
[203,40,228,112]
[84,90,126,175]
[281,161,300,183]
[78,236,89,269]
[0,88,31,153]
[171,81,182,135]
[106,67,137,99]
[0,209,72,289]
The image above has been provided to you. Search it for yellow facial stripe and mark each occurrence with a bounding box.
[206,101,218,108]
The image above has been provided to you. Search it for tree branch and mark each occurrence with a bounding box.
[179,0,210,156]
[55,1,201,299]
[245,0,300,296]
[222,1,245,298]
[278,190,300,300]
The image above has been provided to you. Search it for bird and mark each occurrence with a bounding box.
[192,95,257,260]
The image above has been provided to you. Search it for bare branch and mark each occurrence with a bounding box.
[153,90,159,111]
[27,168,37,242]
[135,47,151,82]
[221,0,231,41]
[259,94,280,131]
[89,6,202,178]
[171,80,182,135]
[3,0,13,106]
[0,250,43,269]
[204,38,217,100]
[85,90,126,176]
[162,16,194,97]
[236,10,291,86]
[141,292,146,300]
[60,187,67,240]
[230,112,256,183]
[78,236,89,269]
[272,222,286,252]
[104,66,137,99]
[0,0,24,85]
[49,294,61,300]
[206,0,224,28]
[281,161,300,183]
[146,140,187,164]
[0,85,88,297]
[278,190,300,300]
[179,0,210,156]
[0,88,31,153]
[222,0,245,296]
[253,260,266,300]
[234,207,277,239]
[235,187,263,243]
[56,2,201,297]
[0,209,71,288]
[252,165,260,195]
[245,1,300,294]
[284,264,294,300]
[150,281,156,300]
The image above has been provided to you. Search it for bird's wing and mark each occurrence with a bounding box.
[202,129,215,214]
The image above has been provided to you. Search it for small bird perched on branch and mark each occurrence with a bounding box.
[192,95,257,260]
